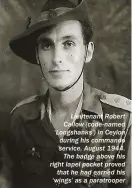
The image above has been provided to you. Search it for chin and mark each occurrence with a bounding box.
[52,84,68,91]
[50,81,72,91]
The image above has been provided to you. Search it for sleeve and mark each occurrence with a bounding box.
[2,109,24,169]
[1,142,14,169]
[0,164,12,188]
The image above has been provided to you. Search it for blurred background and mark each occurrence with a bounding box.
[0,0,131,145]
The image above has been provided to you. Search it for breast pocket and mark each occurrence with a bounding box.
[21,146,56,176]
[21,158,45,176]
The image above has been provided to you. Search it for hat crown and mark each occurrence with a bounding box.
[9,0,94,64]
[41,0,79,12]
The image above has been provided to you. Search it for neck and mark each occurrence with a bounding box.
[49,75,83,113]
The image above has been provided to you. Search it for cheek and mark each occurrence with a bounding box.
[38,52,51,69]
[67,50,84,66]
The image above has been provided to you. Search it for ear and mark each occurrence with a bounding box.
[85,42,94,63]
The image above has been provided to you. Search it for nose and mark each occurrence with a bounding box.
[52,46,63,65]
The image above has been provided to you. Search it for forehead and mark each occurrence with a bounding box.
[37,20,83,41]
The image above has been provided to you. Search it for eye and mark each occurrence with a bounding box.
[38,39,53,51]
[40,42,52,51]
[63,40,75,49]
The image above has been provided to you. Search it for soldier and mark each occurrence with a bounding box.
[0,0,131,188]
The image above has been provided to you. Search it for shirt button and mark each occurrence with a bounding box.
[114,97,120,103]
[126,100,131,105]
[100,94,106,100]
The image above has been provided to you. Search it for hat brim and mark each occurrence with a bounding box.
[9,0,90,64]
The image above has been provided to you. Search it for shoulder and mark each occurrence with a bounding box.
[10,94,47,121]
[100,93,132,113]
[10,95,38,114]
[93,87,132,131]
[9,94,48,137]
[93,87,132,113]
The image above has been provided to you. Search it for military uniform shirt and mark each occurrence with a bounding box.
[2,83,131,188]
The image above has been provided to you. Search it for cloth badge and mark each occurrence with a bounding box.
[26,147,41,159]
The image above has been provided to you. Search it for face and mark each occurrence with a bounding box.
[37,20,90,90]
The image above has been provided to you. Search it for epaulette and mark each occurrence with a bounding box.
[10,95,38,114]
[99,93,132,113]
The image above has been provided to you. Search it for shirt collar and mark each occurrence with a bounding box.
[47,90,83,122]
[82,82,103,121]
[40,82,104,121]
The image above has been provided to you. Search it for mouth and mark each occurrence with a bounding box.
[49,70,69,77]
[49,70,69,73]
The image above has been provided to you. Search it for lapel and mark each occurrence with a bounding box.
[24,92,59,147]
[82,82,103,121]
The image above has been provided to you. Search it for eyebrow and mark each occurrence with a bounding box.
[37,37,53,44]
[37,35,77,43]
[61,35,77,40]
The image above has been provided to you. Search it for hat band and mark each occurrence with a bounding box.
[37,7,73,23]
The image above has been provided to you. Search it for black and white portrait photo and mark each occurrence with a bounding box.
[0,0,131,188]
